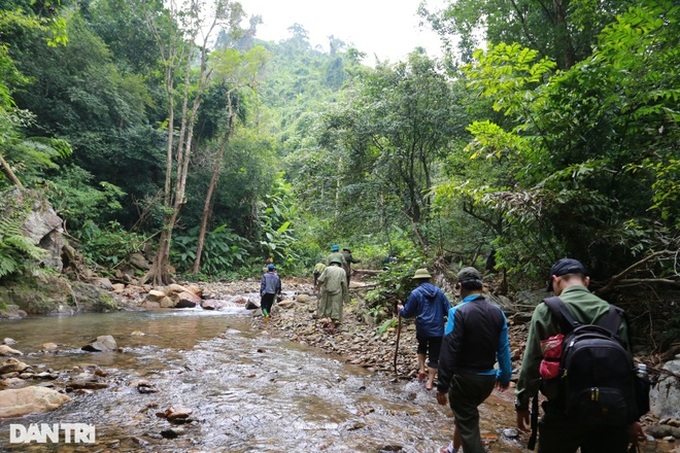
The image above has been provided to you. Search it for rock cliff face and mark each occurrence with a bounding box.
[19,189,64,272]
[0,188,130,315]
[0,188,65,272]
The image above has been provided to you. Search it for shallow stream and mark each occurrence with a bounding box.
[1,295,642,452]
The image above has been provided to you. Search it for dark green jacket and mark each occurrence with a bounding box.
[515,285,630,410]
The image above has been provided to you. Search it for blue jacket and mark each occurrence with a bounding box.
[400,282,451,338]
[261,272,281,296]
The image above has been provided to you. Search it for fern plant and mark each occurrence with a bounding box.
[0,216,46,280]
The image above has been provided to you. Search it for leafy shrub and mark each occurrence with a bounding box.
[46,165,125,230]
[76,220,146,267]
[172,225,252,277]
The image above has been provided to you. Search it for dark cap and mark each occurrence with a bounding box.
[457,267,482,283]
[268,263,276,271]
[547,258,588,291]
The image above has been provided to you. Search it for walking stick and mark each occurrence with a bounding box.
[393,313,402,375]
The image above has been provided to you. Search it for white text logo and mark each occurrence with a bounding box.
[9,423,96,444]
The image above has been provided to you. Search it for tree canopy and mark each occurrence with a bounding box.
[0,0,676,316]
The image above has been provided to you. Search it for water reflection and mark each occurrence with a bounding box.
[1,309,526,452]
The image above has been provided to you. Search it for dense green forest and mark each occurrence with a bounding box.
[1,0,678,323]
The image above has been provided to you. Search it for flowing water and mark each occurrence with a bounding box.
[0,296,665,453]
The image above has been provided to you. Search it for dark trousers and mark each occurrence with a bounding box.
[448,374,496,453]
[416,336,443,368]
[538,401,630,453]
[261,293,275,314]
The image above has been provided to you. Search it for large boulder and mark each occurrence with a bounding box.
[1,188,64,272]
[0,386,71,418]
[650,355,680,419]
[71,281,122,312]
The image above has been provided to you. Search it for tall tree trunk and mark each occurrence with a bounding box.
[141,0,226,285]
[192,102,236,274]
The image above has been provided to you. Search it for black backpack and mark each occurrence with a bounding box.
[543,296,639,425]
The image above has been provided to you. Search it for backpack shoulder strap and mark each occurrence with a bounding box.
[595,304,625,336]
[543,296,579,333]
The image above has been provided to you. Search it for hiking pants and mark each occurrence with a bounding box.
[448,373,496,453]
[538,401,630,453]
[261,293,276,314]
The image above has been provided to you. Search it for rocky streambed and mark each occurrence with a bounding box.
[1,276,679,452]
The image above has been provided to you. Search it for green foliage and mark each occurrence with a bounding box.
[256,174,304,273]
[436,0,680,285]
[46,165,125,230]
[0,195,46,281]
[171,225,251,277]
[377,317,398,336]
[421,0,629,68]
[363,242,427,312]
[76,220,146,268]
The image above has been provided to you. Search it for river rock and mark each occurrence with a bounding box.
[174,291,200,308]
[201,299,228,310]
[245,299,260,310]
[87,277,114,290]
[277,299,295,309]
[0,358,30,375]
[141,300,161,309]
[82,335,117,352]
[650,356,680,419]
[0,345,23,356]
[645,424,680,439]
[129,252,150,270]
[145,289,167,302]
[41,342,58,351]
[0,386,71,418]
[2,338,16,345]
[0,377,25,388]
[165,406,193,423]
[296,294,311,303]
[159,296,174,308]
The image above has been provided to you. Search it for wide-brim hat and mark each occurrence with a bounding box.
[330,258,343,265]
[412,268,432,279]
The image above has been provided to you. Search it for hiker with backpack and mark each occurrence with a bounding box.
[515,258,647,453]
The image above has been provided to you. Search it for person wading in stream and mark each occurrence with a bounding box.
[260,263,281,322]
[398,268,451,391]
[436,266,512,453]
[317,258,348,334]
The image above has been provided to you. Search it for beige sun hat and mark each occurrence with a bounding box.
[412,268,432,279]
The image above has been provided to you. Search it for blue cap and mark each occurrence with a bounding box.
[330,244,339,252]
[268,263,275,271]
